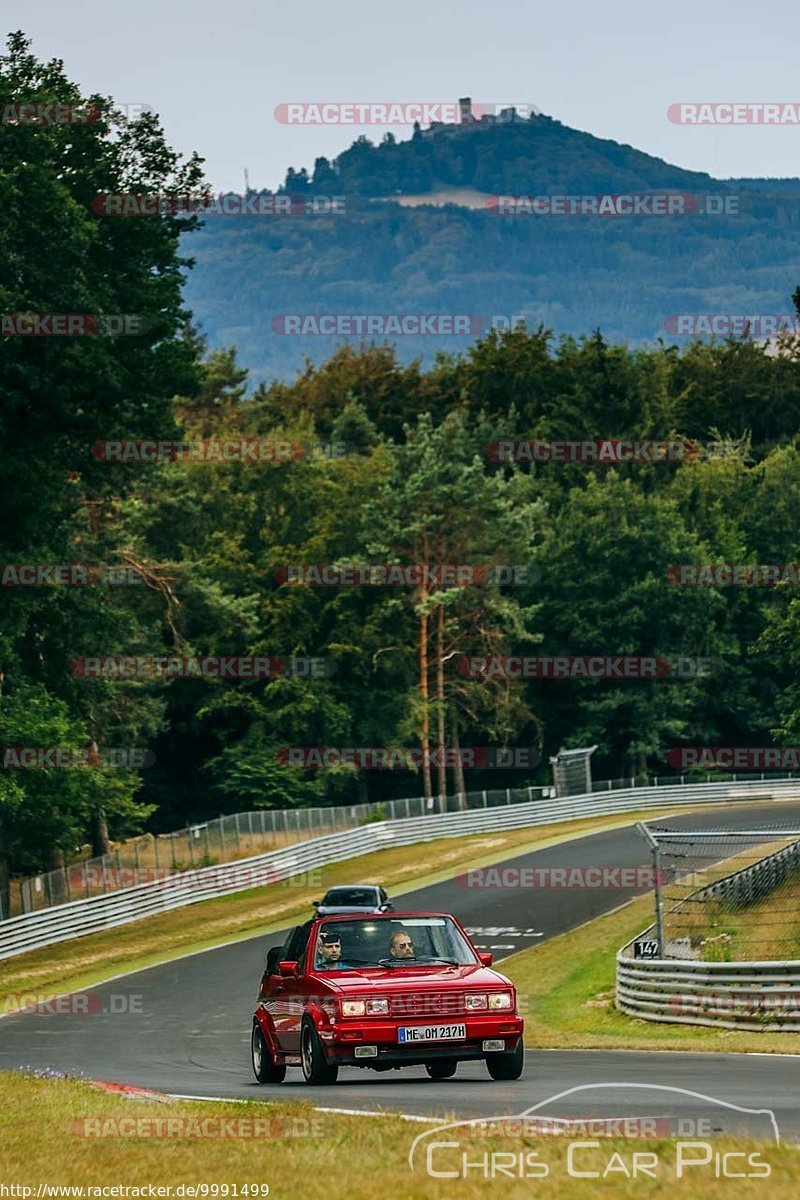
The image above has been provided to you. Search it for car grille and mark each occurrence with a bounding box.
[389,991,466,1017]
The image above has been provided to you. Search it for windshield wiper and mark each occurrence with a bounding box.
[377,956,460,967]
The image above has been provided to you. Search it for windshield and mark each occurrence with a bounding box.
[313,916,479,968]
[322,888,378,906]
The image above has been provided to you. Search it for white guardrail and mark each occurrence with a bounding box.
[617,821,800,1031]
[3,776,800,962]
[617,949,800,1032]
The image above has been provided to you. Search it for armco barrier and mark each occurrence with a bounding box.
[617,833,800,1031]
[695,839,800,907]
[13,784,555,916]
[2,776,800,961]
[617,951,800,1031]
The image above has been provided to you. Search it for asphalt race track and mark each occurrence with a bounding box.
[2,801,799,1138]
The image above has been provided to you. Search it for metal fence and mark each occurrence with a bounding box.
[9,769,798,919]
[616,952,800,1032]
[3,775,800,961]
[639,824,800,961]
[617,823,800,1030]
[6,784,558,918]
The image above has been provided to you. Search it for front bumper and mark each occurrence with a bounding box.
[318,1016,524,1067]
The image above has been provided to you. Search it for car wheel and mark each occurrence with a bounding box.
[425,1059,457,1080]
[300,1018,339,1085]
[485,1039,524,1081]
[251,1021,286,1084]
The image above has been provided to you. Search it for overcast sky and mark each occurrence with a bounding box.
[5,0,800,191]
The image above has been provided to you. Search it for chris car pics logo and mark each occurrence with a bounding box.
[407,1084,779,1180]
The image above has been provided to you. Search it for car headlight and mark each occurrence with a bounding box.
[466,994,488,1010]
[341,1000,366,1016]
[366,998,388,1015]
[488,992,513,1010]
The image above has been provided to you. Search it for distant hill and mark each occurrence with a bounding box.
[283,108,720,195]
[181,108,800,385]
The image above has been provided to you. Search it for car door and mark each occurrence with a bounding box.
[271,921,312,1053]
[260,931,293,1046]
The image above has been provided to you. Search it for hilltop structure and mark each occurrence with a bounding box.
[421,96,535,138]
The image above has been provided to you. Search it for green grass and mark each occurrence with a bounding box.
[0,1071,796,1199]
[668,870,800,962]
[505,894,800,1053]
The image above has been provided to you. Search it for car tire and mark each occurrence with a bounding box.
[425,1059,457,1080]
[300,1018,339,1085]
[485,1039,524,1081]
[251,1021,286,1084]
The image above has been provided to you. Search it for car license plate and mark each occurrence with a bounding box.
[398,1023,466,1042]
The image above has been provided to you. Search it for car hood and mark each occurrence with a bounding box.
[322,964,511,991]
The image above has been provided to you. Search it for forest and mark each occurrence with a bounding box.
[4,34,800,889]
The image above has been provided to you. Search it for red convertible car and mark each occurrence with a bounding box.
[251,911,524,1085]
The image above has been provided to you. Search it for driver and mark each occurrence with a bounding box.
[388,930,415,959]
[315,929,350,970]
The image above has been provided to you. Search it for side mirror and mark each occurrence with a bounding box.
[265,946,282,975]
[279,960,299,978]
[478,952,493,967]
[311,900,321,907]
[379,903,393,912]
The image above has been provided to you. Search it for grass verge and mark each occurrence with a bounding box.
[669,866,800,962]
[0,1072,796,1198]
[505,893,800,1054]
[0,808,679,1005]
